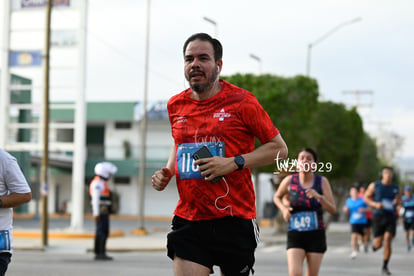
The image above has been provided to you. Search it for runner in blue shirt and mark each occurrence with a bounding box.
[343,186,368,259]
[402,185,414,252]
[364,167,401,276]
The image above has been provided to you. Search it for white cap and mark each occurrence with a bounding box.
[94,162,118,178]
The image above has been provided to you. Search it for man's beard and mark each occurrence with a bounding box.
[188,70,218,93]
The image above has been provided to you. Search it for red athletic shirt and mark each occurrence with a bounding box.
[167,79,279,220]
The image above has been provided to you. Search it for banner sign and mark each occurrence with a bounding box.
[134,100,168,121]
[51,30,78,47]
[9,50,42,67]
[20,0,70,8]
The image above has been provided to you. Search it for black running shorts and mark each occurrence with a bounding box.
[372,213,397,238]
[167,215,259,275]
[403,220,414,231]
[287,229,327,253]
[364,218,372,228]
[351,224,366,235]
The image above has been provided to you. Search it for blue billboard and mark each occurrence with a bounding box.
[9,50,42,67]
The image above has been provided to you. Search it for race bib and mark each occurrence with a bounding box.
[405,210,414,218]
[176,142,225,180]
[0,230,11,251]
[290,211,318,231]
[381,199,394,211]
[351,212,363,221]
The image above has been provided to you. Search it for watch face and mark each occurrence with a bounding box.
[236,156,243,165]
[235,155,245,169]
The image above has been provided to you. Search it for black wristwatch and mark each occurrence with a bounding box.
[234,155,245,171]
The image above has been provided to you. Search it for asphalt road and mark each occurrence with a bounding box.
[7,223,414,276]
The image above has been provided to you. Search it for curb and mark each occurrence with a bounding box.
[13,229,125,239]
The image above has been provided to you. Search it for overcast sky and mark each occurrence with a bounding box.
[1,0,414,159]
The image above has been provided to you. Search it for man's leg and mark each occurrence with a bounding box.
[379,231,394,275]
[174,255,210,276]
[101,214,112,260]
[95,214,112,260]
[363,225,371,252]
[411,229,414,245]
[350,232,358,258]
[383,232,393,263]
[372,235,383,251]
[405,227,411,251]
[372,215,383,251]
[0,253,11,276]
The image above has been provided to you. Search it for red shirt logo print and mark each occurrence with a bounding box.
[213,108,231,121]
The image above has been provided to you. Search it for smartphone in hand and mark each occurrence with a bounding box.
[192,146,223,184]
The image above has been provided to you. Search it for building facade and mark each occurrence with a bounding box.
[27,100,179,218]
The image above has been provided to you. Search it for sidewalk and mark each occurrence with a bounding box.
[12,216,348,253]
[13,215,171,252]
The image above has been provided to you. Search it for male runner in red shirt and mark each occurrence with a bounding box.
[152,33,288,276]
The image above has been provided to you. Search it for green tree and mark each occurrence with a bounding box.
[223,73,376,223]
[223,73,319,172]
[305,101,365,221]
[354,132,381,185]
[307,101,364,180]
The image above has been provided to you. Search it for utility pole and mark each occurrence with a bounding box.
[342,90,373,109]
[136,0,151,235]
[41,0,52,248]
[70,0,88,232]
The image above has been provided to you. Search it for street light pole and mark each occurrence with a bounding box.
[306,17,362,76]
[41,0,53,248]
[248,52,262,218]
[136,0,151,235]
[203,16,218,38]
[249,53,262,75]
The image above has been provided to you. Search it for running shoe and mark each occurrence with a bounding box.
[350,251,357,259]
[407,244,412,252]
[382,267,392,275]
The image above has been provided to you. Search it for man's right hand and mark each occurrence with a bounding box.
[151,167,173,191]
[376,202,383,210]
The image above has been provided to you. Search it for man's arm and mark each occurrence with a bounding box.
[195,134,288,182]
[165,145,177,174]
[152,145,176,191]
[0,192,31,208]
[364,182,380,209]
[393,188,402,209]
[242,134,288,170]
[2,155,32,208]
[91,183,101,218]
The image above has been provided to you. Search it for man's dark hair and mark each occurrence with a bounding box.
[381,166,393,172]
[299,147,318,162]
[183,33,223,61]
[379,166,394,180]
